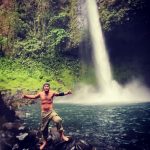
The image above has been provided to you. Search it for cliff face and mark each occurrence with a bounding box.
[0,92,19,126]
[104,0,150,85]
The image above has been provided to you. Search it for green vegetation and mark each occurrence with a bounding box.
[0,57,80,92]
[0,0,145,92]
[98,0,144,31]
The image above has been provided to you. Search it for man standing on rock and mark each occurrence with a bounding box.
[22,82,72,150]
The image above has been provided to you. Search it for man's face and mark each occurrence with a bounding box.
[43,85,50,92]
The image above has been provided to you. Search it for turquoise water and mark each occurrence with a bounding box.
[20,102,150,150]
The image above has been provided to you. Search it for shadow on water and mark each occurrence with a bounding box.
[20,102,150,150]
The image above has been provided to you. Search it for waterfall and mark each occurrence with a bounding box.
[56,0,150,104]
[86,0,112,91]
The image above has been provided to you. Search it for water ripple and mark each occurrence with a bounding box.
[20,103,150,150]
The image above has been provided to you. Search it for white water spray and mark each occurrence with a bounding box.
[56,0,150,104]
[86,0,112,90]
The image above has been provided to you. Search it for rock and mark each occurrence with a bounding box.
[54,138,76,150]
[0,125,96,150]
[0,92,19,123]
[0,121,38,149]
[18,125,29,134]
[18,126,26,131]
[12,143,19,150]
[49,127,61,144]
[75,139,94,150]
[0,130,17,150]
[16,133,29,141]
[2,122,21,133]
[0,139,12,150]
[45,127,96,150]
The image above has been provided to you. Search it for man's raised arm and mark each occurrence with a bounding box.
[54,91,72,96]
[22,92,40,99]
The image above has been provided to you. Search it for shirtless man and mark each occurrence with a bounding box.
[22,82,72,150]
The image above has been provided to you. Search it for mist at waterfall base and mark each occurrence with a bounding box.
[56,80,150,104]
[57,0,150,105]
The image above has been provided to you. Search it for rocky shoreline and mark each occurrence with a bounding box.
[0,90,37,109]
[0,122,95,150]
[0,92,96,150]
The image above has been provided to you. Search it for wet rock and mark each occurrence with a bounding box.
[44,127,96,150]
[16,133,29,141]
[0,92,19,123]
[12,143,19,150]
[49,127,61,144]
[75,139,94,150]
[0,124,96,150]
[0,90,38,111]
[54,138,94,150]
[18,126,27,132]
[16,132,38,150]
[2,122,21,133]
[2,122,20,130]
[0,130,17,150]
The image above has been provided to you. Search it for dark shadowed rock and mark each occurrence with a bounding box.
[0,125,96,150]
[0,122,39,150]
[75,139,94,150]
[2,122,21,133]
[18,126,28,132]
[16,133,29,141]
[44,127,96,150]
[0,92,20,124]
[0,129,17,150]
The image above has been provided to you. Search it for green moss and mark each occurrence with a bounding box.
[0,57,79,92]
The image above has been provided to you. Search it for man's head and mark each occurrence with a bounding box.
[43,82,50,92]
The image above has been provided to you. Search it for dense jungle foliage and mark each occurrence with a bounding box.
[0,0,150,91]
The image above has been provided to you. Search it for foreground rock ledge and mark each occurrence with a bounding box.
[0,122,96,150]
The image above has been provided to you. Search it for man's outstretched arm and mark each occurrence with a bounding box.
[22,92,40,99]
[54,91,72,96]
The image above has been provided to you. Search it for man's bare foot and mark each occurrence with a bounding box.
[61,134,69,141]
[40,140,47,150]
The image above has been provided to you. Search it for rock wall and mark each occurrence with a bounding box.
[0,92,19,126]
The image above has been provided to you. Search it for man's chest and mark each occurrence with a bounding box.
[40,93,54,100]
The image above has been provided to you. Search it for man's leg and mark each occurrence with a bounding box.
[40,112,50,149]
[41,122,49,141]
[52,115,69,141]
[40,140,46,150]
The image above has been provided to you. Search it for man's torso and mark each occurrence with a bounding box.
[40,91,55,112]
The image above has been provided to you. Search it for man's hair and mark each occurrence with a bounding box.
[43,82,50,89]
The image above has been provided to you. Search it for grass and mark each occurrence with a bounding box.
[0,57,76,93]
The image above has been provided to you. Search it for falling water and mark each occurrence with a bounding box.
[56,0,150,104]
[86,0,112,91]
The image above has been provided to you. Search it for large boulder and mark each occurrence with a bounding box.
[0,92,19,124]
[44,127,96,150]
[0,122,39,150]
[0,124,96,150]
